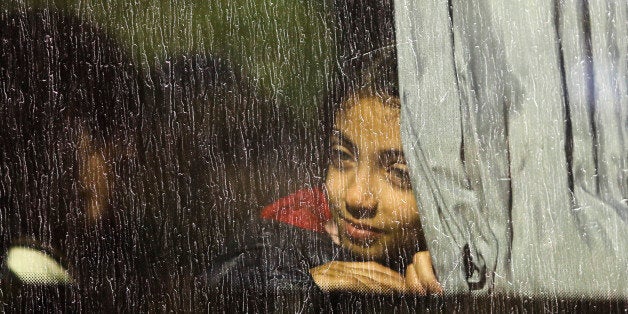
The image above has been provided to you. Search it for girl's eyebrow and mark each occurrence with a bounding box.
[331,129,356,153]
[378,149,406,165]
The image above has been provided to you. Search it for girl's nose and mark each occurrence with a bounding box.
[345,166,378,219]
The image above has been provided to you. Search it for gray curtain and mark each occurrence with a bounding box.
[395,0,627,298]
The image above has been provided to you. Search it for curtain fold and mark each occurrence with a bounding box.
[395,0,627,298]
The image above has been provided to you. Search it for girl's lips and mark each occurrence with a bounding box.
[341,219,383,245]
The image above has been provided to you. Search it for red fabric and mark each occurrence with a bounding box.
[260,188,331,233]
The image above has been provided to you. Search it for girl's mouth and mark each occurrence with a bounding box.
[341,218,384,246]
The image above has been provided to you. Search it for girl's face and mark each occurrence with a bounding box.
[325,95,422,261]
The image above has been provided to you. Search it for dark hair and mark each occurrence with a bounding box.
[0,10,143,309]
[339,46,399,107]
[333,0,396,62]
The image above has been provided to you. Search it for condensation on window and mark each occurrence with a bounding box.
[0,0,626,312]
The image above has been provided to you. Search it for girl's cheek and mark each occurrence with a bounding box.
[326,179,341,203]
[326,172,347,208]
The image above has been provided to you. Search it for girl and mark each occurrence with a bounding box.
[204,47,441,310]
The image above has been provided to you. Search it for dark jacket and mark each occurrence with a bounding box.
[202,219,346,311]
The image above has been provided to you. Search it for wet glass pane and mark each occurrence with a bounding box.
[1,0,626,311]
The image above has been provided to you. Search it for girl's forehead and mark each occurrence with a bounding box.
[334,97,401,150]
[336,96,400,125]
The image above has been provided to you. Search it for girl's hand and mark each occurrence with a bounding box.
[404,251,443,295]
[309,251,442,295]
[310,261,406,294]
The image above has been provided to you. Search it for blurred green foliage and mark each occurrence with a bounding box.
[2,0,336,124]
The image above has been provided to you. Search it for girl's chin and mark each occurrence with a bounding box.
[341,239,386,261]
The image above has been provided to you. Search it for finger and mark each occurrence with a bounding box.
[405,265,426,295]
[314,262,406,293]
[344,266,406,293]
[313,268,403,293]
[310,264,357,291]
[413,251,443,294]
[343,261,406,281]
[350,273,405,294]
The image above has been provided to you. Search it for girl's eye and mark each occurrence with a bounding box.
[388,164,412,189]
[329,146,354,170]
